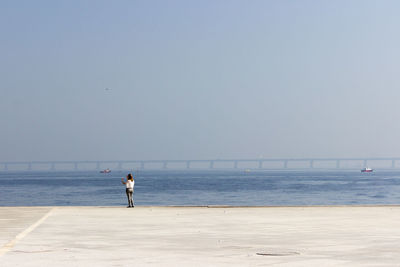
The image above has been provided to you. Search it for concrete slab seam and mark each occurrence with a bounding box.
[0,207,56,257]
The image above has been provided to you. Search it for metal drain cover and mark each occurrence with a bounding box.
[256,251,299,256]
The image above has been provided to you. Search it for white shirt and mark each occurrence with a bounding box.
[126,179,134,189]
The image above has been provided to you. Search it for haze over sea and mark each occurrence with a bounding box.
[1,170,400,206]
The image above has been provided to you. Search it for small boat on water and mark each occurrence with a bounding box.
[100,168,111,173]
[361,167,373,173]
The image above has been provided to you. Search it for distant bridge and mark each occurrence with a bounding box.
[1,157,400,171]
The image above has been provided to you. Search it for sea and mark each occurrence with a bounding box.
[1,170,400,206]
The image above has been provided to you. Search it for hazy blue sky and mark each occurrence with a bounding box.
[2,0,400,161]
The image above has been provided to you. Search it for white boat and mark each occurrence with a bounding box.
[361,167,373,173]
[100,168,111,173]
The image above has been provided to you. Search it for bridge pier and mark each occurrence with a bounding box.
[186,161,191,169]
[50,163,55,171]
[163,162,168,169]
[209,161,214,169]
[392,160,396,168]
[27,162,32,171]
[309,160,314,169]
[283,160,288,169]
[336,160,340,169]
[258,161,263,169]
[140,162,145,169]
[234,161,238,169]
[117,162,123,170]
[74,162,78,171]
[4,163,8,171]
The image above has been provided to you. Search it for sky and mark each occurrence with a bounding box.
[1,0,400,161]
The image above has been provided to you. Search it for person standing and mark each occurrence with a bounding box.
[121,173,135,207]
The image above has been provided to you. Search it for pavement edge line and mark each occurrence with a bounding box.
[0,207,56,257]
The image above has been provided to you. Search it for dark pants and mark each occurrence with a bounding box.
[126,188,134,207]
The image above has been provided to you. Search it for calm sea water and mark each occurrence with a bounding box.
[1,170,400,206]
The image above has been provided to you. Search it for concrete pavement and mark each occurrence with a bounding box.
[1,206,400,266]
